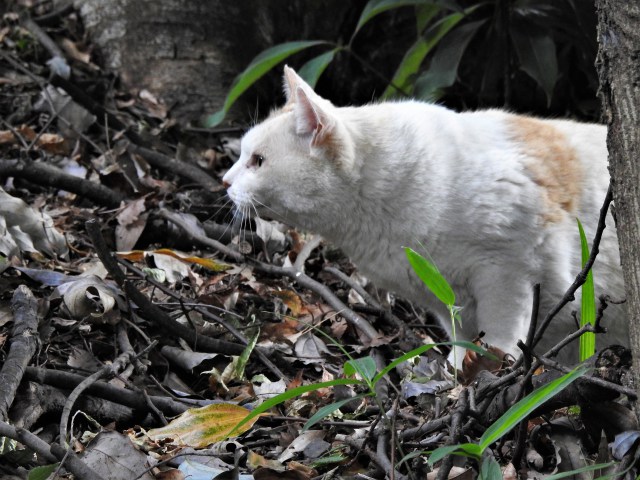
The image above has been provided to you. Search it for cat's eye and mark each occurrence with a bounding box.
[249,153,265,168]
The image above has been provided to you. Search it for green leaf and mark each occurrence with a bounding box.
[354,0,433,34]
[415,3,441,33]
[577,218,596,361]
[28,464,60,480]
[345,356,377,381]
[414,18,486,100]
[205,40,327,127]
[382,38,429,98]
[545,461,616,480]
[576,218,596,362]
[428,443,479,464]
[310,455,349,468]
[479,457,502,480]
[147,403,256,448]
[228,378,363,437]
[373,343,437,384]
[510,20,558,107]
[478,366,587,452]
[302,393,368,432]
[383,10,479,99]
[234,327,260,379]
[405,247,455,306]
[298,48,340,88]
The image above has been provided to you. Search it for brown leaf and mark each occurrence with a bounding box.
[272,289,304,316]
[461,337,509,381]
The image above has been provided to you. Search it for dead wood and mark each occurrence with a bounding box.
[85,218,246,356]
[0,286,39,422]
[474,346,631,429]
[126,141,222,192]
[23,366,209,417]
[10,382,156,430]
[0,159,124,208]
[1,402,106,480]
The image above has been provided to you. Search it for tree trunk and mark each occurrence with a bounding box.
[73,0,363,123]
[595,2,640,406]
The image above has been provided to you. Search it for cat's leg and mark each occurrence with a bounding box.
[466,265,535,364]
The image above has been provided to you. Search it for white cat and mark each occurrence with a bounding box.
[222,66,626,366]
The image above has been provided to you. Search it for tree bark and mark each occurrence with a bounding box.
[73,0,363,123]
[595,2,640,408]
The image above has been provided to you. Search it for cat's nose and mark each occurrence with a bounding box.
[222,179,231,189]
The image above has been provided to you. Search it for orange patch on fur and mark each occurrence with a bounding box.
[510,116,582,224]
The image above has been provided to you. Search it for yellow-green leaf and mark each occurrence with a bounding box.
[147,403,258,447]
[577,219,596,361]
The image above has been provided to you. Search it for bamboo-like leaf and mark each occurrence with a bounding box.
[383,9,477,98]
[577,219,596,361]
[344,356,377,381]
[510,20,558,107]
[205,40,327,127]
[228,378,363,437]
[354,0,433,34]
[302,393,368,432]
[414,18,486,100]
[405,247,455,306]
[478,366,587,451]
[298,48,340,88]
[147,403,256,447]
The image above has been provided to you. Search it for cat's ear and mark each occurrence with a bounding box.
[294,86,335,148]
[283,65,312,105]
[283,65,299,104]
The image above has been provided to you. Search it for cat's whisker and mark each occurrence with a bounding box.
[209,196,234,222]
[253,198,283,220]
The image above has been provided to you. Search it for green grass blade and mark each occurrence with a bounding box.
[227,378,362,437]
[428,443,480,464]
[545,461,616,480]
[577,219,596,361]
[298,48,340,88]
[405,247,455,306]
[302,393,369,432]
[478,366,587,452]
[205,40,327,127]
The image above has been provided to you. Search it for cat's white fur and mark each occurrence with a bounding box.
[223,66,626,365]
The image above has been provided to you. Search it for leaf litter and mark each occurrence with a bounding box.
[0,2,636,480]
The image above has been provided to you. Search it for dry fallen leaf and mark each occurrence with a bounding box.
[147,403,258,448]
[0,187,68,258]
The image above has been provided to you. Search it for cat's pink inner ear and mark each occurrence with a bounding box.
[294,87,321,135]
[295,87,334,148]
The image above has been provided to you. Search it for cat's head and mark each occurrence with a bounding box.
[222,67,357,229]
